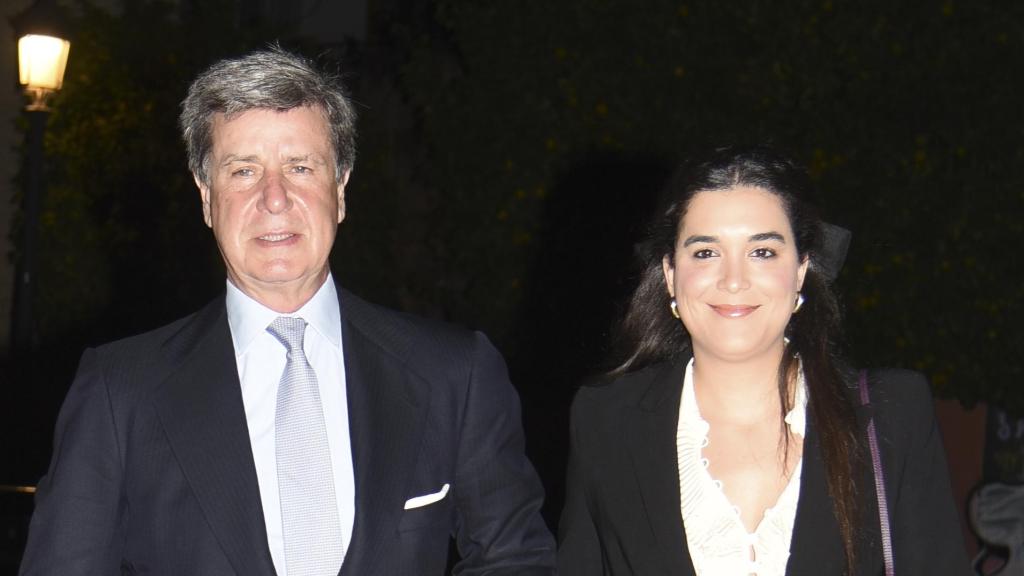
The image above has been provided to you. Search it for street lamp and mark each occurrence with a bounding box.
[9,0,71,354]
[18,33,70,111]
[12,0,70,109]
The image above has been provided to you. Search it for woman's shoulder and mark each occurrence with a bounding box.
[859,368,934,410]
[571,359,684,416]
[854,367,939,445]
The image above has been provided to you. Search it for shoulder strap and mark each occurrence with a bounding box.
[859,369,895,576]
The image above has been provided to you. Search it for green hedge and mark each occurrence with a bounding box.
[392,0,1024,410]
[17,0,1024,415]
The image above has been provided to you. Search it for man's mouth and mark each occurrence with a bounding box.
[258,233,296,242]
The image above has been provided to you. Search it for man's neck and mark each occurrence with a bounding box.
[228,272,330,313]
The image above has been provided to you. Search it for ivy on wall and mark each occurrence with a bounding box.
[13,0,1024,421]
[391,0,1024,410]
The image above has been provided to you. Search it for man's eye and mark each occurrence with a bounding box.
[693,249,715,259]
[751,247,777,258]
[232,168,254,177]
[292,165,312,174]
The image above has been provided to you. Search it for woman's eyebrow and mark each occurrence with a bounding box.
[750,231,786,243]
[682,235,716,247]
[682,231,786,247]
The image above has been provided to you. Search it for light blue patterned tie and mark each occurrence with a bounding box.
[267,317,343,576]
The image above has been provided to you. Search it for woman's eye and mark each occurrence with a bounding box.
[751,247,776,258]
[693,249,716,259]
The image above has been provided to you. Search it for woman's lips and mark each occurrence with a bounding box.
[709,304,759,318]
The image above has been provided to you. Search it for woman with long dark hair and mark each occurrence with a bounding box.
[557,146,968,575]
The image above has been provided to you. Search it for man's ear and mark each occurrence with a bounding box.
[195,174,213,228]
[337,168,351,223]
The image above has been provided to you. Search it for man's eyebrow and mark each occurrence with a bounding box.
[682,235,716,247]
[220,154,258,165]
[285,154,330,165]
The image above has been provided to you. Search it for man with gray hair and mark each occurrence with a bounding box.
[19,47,556,576]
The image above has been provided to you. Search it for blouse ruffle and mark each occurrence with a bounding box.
[676,359,807,576]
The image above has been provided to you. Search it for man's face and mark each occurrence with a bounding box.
[197,106,349,311]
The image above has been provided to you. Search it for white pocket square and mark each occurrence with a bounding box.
[403,483,450,510]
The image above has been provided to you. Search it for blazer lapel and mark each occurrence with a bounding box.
[152,299,276,576]
[339,312,430,575]
[625,360,696,576]
[785,409,845,575]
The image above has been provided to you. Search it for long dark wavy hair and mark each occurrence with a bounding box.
[609,146,861,571]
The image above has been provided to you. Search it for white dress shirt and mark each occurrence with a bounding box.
[677,358,807,576]
[226,274,354,575]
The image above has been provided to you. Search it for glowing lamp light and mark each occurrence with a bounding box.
[18,34,70,92]
[12,0,72,111]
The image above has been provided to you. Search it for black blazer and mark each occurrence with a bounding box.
[557,359,970,575]
[19,286,555,575]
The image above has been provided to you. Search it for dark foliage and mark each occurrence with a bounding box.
[3,0,1022,550]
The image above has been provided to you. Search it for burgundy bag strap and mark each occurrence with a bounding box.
[859,369,895,576]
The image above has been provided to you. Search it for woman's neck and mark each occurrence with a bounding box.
[690,344,789,427]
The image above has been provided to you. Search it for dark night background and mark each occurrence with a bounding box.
[2,0,1023,572]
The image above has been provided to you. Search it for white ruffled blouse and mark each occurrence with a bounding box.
[676,358,807,576]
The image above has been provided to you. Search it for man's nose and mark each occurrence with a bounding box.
[259,171,292,214]
[717,256,751,293]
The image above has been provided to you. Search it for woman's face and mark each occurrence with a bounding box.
[662,186,808,363]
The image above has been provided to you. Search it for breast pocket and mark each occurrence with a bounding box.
[398,490,455,532]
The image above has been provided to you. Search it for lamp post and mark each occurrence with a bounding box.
[9,0,70,355]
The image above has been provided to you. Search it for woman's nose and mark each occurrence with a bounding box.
[717,256,751,293]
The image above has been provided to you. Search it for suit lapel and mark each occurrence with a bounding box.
[785,408,845,575]
[152,299,276,576]
[625,360,696,576]
[339,308,430,575]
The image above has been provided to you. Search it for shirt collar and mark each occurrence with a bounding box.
[783,364,808,437]
[225,273,342,357]
[682,357,809,437]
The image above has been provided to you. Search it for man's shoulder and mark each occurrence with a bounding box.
[88,296,225,375]
[340,288,487,370]
[339,289,475,352]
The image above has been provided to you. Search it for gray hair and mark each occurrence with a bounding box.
[179,46,357,185]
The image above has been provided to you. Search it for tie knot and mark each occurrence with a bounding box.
[267,316,307,353]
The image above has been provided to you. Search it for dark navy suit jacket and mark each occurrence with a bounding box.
[19,286,555,575]
[557,359,970,575]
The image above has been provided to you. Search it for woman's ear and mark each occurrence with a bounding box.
[662,255,676,298]
[797,255,810,291]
